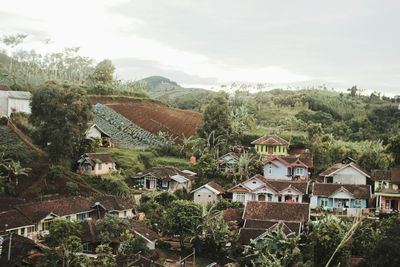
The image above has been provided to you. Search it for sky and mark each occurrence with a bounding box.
[0,0,399,94]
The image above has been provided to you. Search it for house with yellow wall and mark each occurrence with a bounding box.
[251,135,289,155]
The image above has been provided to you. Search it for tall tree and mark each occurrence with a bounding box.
[388,133,400,165]
[91,59,115,84]
[30,82,92,163]
[197,94,232,144]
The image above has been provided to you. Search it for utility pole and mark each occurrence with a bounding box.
[5,224,12,261]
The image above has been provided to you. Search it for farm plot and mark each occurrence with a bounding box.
[93,104,165,148]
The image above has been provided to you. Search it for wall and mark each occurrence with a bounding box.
[255,144,287,155]
[333,166,367,185]
[0,92,7,116]
[86,126,102,139]
[91,162,115,175]
[264,160,289,179]
[8,98,31,116]
[194,187,218,204]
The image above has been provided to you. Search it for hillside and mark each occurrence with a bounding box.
[140,76,212,101]
[89,96,203,139]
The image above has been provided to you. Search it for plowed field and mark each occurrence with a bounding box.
[89,96,203,139]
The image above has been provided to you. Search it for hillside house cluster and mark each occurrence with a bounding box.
[0,196,158,252]
[372,168,400,212]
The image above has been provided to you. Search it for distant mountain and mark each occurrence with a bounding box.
[139,76,212,101]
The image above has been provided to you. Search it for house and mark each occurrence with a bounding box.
[85,123,112,147]
[238,201,309,244]
[228,174,308,203]
[0,234,44,266]
[80,219,158,253]
[192,181,225,204]
[0,90,31,117]
[251,134,289,155]
[263,154,312,181]
[77,153,116,175]
[372,168,400,213]
[0,196,136,241]
[310,183,371,216]
[217,152,240,173]
[319,158,370,185]
[133,166,195,192]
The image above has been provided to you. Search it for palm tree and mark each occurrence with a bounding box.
[0,159,31,185]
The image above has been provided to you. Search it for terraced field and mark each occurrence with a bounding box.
[90,96,203,140]
[93,103,165,148]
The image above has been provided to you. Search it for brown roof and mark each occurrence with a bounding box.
[131,220,158,242]
[135,166,194,181]
[371,169,392,181]
[207,181,225,194]
[312,183,371,199]
[239,221,301,244]
[238,228,268,244]
[243,201,309,222]
[392,168,400,183]
[244,220,301,233]
[228,185,250,193]
[0,209,33,232]
[0,234,43,266]
[16,196,94,222]
[0,197,26,212]
[0,84,10,91]
[222,208,243,222]
[251,135,289,146]
[83,153,115,164]
[319,162,370,177]
[96,195,136,211]
[266,179,308,194]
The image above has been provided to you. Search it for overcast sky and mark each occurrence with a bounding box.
[1,0,399,94]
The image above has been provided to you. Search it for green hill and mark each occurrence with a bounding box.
[140,76,213,101]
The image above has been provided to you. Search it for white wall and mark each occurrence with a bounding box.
[0,92,7,116]
[86,126,102,139]
[264,160,289,179]
[194,187,218,204]
[333,166,367,185]
[243,178,265,190]
[310,196,318,208]
[7,98,31,116]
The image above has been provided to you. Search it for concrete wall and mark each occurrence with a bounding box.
[264,160,289,179]
[333,166,367,185]
[8,98,31,116]
[0,92,7,116]
[193,187,218,204]
[86,126,102,139]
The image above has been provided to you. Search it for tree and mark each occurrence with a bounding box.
[30,82,92,163]
[368,215,400,267]
[91,59,115,84]
[197,94,232,145]
[164,200,203,249]
[0,159,31,195]
[96,214,131,244]
[347,85,358,97]
[242,225,302,267]
[95,244,116,267]
[40,219,90,267]
[116,232,149,266]
[388,133,400,165]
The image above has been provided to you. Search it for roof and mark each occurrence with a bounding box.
[319,162,370,178]
[243,201,309,222]
[170,174,189,184]
[0,234,43,266]
[392,168,400,183]
[16,196,94,222]
[192,181,225,195]
[81,153,115,164]
[135,166,195,181]
[6,91,32,99]
[251,135,289,146]
[312,183,371,199]
[88,124,111,138]
[263,154,313,168]
[222,208,243,222]
[131,220,158,242]
[0,197,26,212]
[238,221,301,244]
[0,209,33,232]
[371,169,392,181]
[94,195,136,211]
[228,175,308,194]
[217,152,240,165]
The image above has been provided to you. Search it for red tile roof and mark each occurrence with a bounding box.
[95,195,136,211]
[222,208,243,222]
[251,135,289,146]
[207,181,225,194]
[243,201,309,222]
[319,162,370,177]
[0,209,33,232]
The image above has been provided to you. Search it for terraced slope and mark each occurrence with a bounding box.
[90,96,203,140]
[93,103,165,148]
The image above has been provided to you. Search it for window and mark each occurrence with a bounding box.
[268,167,272,175]
[66,215,71,221]
[98,163,102,170]
[236,193,246,202]
[77,212,89,221]
[20,227,25,235]
[42,220,53,231]
[208,195,212,198]
[251,194,257,201]
[27,226,34,233]
[252,181,257,184]
[198,194,201,197]
[124,211,127,217]
[320,198,329,208]
[162,180,169,188]
[354,199,362,208]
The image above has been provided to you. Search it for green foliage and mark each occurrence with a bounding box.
[388,133,400,165]
[96,214,131,244]
[0,125,35,164]
[95,244,116,267]
[30,82,92,163]
[90,59,115,84]
[242,225,302,267]
[116,233,149,266]
[164,200,203,248]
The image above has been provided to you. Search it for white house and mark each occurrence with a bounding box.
[263,155,312,181]
[77,153,116,176]
[85,124,112,147]
[228,174,308,203]
[319,161,370,185]
[0,91,31,117]
[192,181,225,204]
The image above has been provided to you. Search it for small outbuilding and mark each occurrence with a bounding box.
[192,181,225,204]
[77,153,116,176]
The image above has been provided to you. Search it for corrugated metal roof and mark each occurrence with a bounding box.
[170,174,189,183]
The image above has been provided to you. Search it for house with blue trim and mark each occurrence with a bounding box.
[310,183,371,216]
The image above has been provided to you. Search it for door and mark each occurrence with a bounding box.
[258,194,266,201]
[392,199,399,211]
[268,146,273,154]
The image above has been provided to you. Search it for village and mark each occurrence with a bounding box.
[1,84,400,267]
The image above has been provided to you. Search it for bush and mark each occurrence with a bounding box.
[66,182,79,196]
